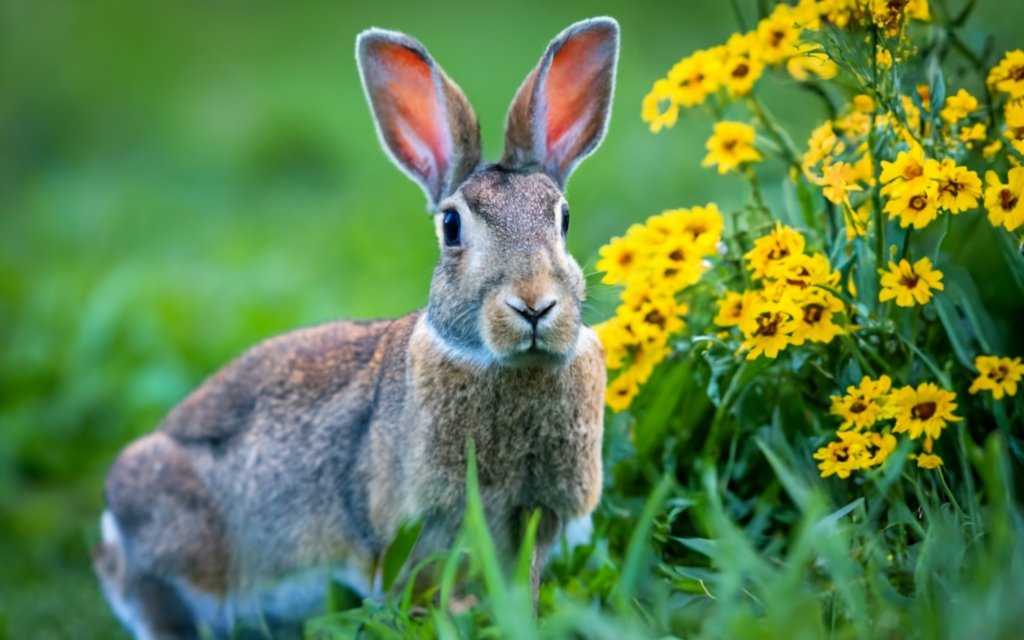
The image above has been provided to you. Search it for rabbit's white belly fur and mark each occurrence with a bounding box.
[174,564,370,634]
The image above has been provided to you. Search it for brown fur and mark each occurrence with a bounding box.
[96,18,618,637]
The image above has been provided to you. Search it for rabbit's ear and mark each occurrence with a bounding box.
[502,18,619,187]
[357,29,481,210]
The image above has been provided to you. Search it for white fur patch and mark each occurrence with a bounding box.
[417,314,496,370]
[176,564,372,635]
[98,511,156,640]
[550,514,594,560]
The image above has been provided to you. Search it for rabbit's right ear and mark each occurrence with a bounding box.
[357,29,481,211]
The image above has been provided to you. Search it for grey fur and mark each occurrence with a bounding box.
[95,18,618,638]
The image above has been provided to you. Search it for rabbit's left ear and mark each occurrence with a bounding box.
[502,18,619,186]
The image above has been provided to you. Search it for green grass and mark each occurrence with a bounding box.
[2,1,1024,638]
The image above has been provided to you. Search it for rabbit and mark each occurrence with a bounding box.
[93,16,618,639]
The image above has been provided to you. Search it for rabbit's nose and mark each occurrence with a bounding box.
[506,296,558,328]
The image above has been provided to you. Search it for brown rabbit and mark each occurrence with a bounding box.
[94,17,617,639]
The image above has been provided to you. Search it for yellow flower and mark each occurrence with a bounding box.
[853,94,875,114]
[596,233,644,285]
[907,0,931,21]
[606,369,640,412]
[983,168,1024,232]
[594,318,634,370]
[879,146,937,196]
[830,374,893,431]
[669,50,721,107]
[878,257,944,307]
[702,121,762,175]
[1004,119,1024,156]
[983,139,1003,159]
[714,290,755,328]
[721,54,766,97]
[650,204,724,254]
[786,43,838,81]
[886,382,960,440]
[933,159,982,213]
[868,432,899,467]
[817,161,863,207]
[845,203,872,240]
[883,180,941,229]
[764,252,840,290]
[739,299,798,360]
[619,276,657,313]
[915,453,944,469]
[813,431,873,479]
[802,120,841,177]
[744,222,806,280]
[1006,100,1024,128]
[876,47,893,69]
[642,78,679,133]
[756,9,801,65]
[789,289,845,346]
[630,340,671,385]
[987,50,1024,99]
[959,122,986,148]
[939,88,979,124]
[871,0,908,36]
[647,244,704,293]
[626,292,687,345]
[969,355,1024,400]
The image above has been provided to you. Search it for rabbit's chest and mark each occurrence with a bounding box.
[409,330,605,519]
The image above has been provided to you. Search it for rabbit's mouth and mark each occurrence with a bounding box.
[480,292,582,365]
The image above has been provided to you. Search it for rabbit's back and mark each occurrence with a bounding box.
[104,314,420,597]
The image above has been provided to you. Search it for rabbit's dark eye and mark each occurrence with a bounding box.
[442,210,462,246]
[561,203,570,237]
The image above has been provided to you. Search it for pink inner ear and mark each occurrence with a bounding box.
[370,42,452,188]
[543,29,611,165]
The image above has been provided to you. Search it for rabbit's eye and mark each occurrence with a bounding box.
[561,203,570,237]
[442,210,462,246]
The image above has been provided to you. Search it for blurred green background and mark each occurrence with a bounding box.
[2,1,1022,637]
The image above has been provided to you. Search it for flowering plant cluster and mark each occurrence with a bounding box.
[598,0,1024,482]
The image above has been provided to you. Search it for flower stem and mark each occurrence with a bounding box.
[747,96,801,172]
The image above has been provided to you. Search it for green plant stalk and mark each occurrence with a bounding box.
[867,25,889,275]
[747,95,803,173]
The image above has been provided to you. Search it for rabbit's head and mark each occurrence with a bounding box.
[357,18,618,366]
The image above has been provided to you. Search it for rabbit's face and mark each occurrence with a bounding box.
[426,167,585,366]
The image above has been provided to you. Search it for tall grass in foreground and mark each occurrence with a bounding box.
[309,1,1024,638]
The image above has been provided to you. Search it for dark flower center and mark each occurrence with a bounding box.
[732,62,750,78]
[988,365,1009,382]
[911,402,937,421]
[903,164,923,181]
[899,273,920,289]
[835,446,849,462]
[803,303,825,324]
[850,400,868,414]
[645,310,666,329]
[753,312,781,337]
[909,195,928,211]
[1000,188,1019,212]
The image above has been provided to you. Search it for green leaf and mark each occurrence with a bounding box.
[612,474,673,613]
[381,518,424,593]
[811,498,864,536]
[995,229,1024,294]
[756,438,811,511]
